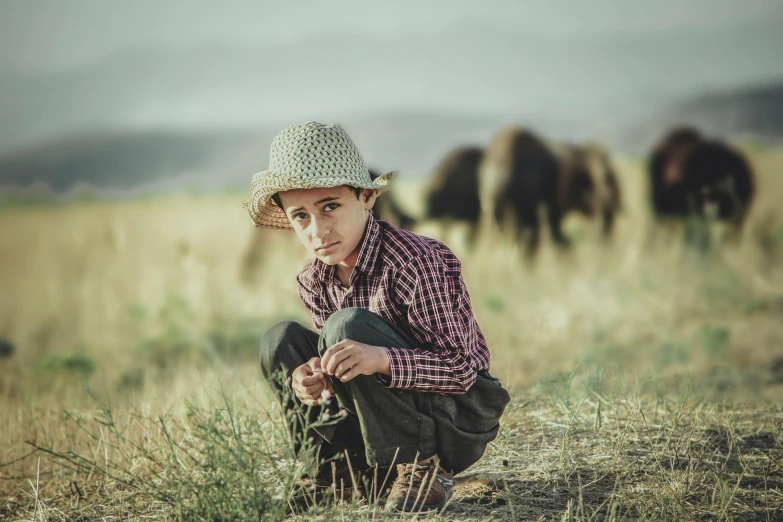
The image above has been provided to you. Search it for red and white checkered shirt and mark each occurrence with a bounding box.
[297,213,491,395]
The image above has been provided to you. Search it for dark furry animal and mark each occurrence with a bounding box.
[556,143,622,238]
[423,146,483,240]
[649,127,704,218]
[0,338,14,358]
[479,126,562,257]
[368,169,416,230]
[678,141,755,226]
[648,128,754,230]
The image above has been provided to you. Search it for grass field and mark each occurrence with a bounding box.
[2,148,783,521]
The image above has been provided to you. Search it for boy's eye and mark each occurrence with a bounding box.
[324,203,340,212]
[293,212,308,221]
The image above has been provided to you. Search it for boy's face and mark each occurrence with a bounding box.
[278,186,377,266]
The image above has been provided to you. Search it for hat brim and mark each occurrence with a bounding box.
[244,169,397,230]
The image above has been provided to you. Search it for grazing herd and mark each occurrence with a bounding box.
[371,124,754,255]
[238,123,756,285]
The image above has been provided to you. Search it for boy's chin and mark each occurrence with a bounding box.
[314,252,346,265]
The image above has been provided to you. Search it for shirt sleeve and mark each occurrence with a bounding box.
[296,272,329,332]
[378,254,482,395]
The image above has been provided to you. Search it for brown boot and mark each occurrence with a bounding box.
[291,460,367,506]
[385,458,455,513]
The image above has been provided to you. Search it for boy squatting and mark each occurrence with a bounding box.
[244,121,510,513]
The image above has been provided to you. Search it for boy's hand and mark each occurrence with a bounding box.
[322,340,392,382]
[291,357,334,406]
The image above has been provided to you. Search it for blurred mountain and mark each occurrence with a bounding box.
[0,129,271,195]
[674,81,783,137]
[619,79,783,152]
[0,112,502,196]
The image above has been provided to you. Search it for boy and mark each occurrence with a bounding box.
[246,122,510,513]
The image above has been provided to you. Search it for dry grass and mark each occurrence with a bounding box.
[1,148,783,520]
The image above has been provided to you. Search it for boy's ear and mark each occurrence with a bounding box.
[362,188,378,210]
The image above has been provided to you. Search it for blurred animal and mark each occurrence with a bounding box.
[648,127,704,218]
[368,169,416,230]
[677,142,754,228]
[238,228,269,286]
[0,338,14,358]
[479,126,562,257]
[648,128,755,235]
[423,146,483,242]
[555,143,622,238]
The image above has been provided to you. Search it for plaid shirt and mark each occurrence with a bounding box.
[297,213,490,395]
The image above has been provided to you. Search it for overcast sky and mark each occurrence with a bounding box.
[2,0,782,72]
[1,0,781,157]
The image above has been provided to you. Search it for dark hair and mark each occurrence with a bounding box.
[271,185,364,210]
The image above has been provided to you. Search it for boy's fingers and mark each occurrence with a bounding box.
[328,340,349,351]
[325,347,354,375]
[318,372,333,390]
[299,374,323,387]
[299,381,323,395]
[334,355,357,378]
[322,340,349,366]
[291,363,313,384]
[291,372,307,387]
[295,386,322,403]
[338,366,360,382]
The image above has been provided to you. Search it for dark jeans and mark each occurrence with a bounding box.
[259,307,510,475]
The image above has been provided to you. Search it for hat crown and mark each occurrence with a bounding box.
[268,121,370,183]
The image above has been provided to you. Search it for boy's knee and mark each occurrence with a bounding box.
[259,321,305,379]
[321,307,378,348]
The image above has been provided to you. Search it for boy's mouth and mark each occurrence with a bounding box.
[316,241,339,253]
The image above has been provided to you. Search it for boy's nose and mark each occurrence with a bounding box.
[311,216,329,239]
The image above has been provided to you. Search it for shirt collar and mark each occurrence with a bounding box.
[314,212,383,286]
[352,212,382,278]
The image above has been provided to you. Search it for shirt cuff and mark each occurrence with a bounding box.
[376,346,416,389]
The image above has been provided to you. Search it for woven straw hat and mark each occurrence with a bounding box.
[243,121,396,229]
